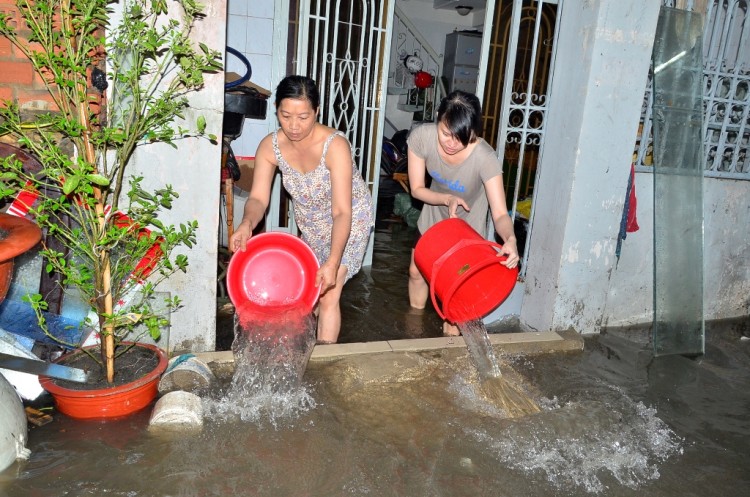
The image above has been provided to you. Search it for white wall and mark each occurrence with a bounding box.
[398,0,478,59]
[521,0,661,335]
[521,0,750,334]
[703,180,750,319]
[604,174,750,327]
[131,1,227,352]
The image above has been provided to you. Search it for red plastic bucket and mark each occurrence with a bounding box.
[226,232,320,318]
[414,218,518,323]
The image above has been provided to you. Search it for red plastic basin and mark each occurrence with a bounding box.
[226,232,320,317]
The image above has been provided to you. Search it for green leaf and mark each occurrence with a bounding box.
[86,174,110,186]
[62,175,80,195]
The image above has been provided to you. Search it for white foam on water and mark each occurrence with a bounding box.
[445,371,507,418]
[203,312,318,428]
[464,389,683,494]
[445,318,683,493]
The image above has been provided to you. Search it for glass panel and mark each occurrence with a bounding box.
[651,6,705,357]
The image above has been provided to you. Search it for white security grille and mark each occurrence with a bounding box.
[296,0,394,265]
[634,0,750,180]
[703,0,750,176]
[495,0,561,276]
[296,1,391,188]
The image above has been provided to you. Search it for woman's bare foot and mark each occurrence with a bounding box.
[442,322,460,336]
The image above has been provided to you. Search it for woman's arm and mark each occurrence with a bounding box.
[320,135,354,291]
[407,148,469,216]
[484,175,520,268]
[228,135,276,252]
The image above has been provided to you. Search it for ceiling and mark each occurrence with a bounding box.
[432,0,487,13]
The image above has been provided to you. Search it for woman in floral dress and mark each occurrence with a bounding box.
[230,76,373,343]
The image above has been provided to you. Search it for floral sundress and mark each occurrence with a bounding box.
[272,130,374,280]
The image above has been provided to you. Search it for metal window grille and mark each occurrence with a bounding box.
[634,0,750,179]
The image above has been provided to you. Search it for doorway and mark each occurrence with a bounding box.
[271,0,562,328]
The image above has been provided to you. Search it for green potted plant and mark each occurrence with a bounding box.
[0,0,221,418]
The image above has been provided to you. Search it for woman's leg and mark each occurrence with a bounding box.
[410,249,460,336]
[316,264,349,343]
[408,249,428,309]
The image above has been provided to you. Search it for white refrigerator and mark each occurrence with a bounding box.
[442,31,482,94]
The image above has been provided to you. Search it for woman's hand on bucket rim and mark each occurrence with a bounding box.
[229,222,253,253]
[499,238,520,268]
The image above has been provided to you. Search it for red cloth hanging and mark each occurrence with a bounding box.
[626,163,639,233]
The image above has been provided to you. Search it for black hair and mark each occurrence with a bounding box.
[274,75,320,111]
[436,90,483,146]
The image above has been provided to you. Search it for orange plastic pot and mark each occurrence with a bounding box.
[414,218,518,323]
[39,343,168,420]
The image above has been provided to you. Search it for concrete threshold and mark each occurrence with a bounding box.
[195,329,583,368]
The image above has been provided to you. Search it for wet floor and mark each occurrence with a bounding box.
[3,320,749,496]
[4,203,750,496]
[339,219,445,342]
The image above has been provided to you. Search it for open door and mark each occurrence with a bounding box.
[292,0,397,266]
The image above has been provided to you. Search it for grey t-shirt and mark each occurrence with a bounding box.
[407,123,503,236]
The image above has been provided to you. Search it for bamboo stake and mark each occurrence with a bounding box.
[65,0,116,383]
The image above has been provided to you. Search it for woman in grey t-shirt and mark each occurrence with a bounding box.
[407,90,520,336]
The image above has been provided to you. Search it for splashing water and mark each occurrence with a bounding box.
[442,358,683,495]
[459,319,541,417]
[470,395,684,494]
[204,305,318,427]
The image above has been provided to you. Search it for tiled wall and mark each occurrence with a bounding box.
[226,0,276,158]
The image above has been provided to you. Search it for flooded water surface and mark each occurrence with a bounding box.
[3,323,750,497]
[3,224,749,496]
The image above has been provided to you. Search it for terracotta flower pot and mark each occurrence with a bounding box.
[39,343,168,420]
